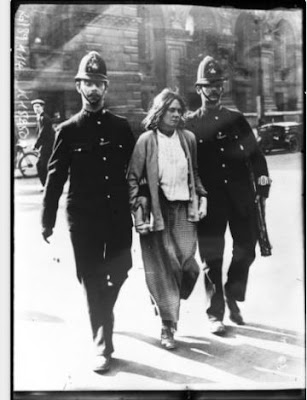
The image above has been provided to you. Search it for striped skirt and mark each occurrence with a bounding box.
[140,194,200,322]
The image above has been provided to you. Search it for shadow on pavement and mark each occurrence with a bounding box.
[16,310,66,323]
[228,322,305,347]
[117,323,305,384]
[93,357,212,385]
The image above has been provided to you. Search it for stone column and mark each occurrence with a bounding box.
[261,36,277,112]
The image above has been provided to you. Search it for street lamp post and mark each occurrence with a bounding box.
[254,13,265,126]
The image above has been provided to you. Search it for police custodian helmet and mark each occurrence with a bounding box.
[195,55,226,86]
[75,51,108,82]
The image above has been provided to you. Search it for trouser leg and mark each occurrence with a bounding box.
[225,210,257,302]
[70,228,131,356]
[36,157,48,186]
[198,216,227,321]
[81,277,123,356]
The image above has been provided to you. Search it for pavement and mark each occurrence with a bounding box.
[13,151,305,393]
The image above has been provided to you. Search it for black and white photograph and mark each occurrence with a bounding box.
[12,1,305,398]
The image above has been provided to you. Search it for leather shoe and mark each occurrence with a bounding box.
[92,355,112,373]
[161,327,176,350]
[226,297,245,325]
[209,320,226,335]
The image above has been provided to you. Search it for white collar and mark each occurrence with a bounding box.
[157,129,177,139]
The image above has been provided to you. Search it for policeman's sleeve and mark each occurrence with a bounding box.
[189,132,207,197]
[41,127,70,229]
[124,120,136,166]
[240,115,271,198]
[126,136,147,212]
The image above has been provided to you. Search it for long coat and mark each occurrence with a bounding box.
[41,109,135,233]
[185,106,270,217]
[127,128,207,232]
[33,112,55,161]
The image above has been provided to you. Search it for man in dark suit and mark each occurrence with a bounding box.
[31,99,55,187]
[41,51,135,372]
[185,56,271,335]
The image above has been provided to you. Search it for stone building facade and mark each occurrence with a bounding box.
[14,4,303,140]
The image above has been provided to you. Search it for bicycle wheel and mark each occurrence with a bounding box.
[18,152,38,178]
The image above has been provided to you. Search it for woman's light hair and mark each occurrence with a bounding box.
[142,88,186,131]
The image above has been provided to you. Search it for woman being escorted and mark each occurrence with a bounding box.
[128,89,207,350]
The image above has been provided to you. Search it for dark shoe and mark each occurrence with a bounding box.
[226,297,245,325]
[161,327,176,350]
[93,355,112,373]
[209,320,226,335]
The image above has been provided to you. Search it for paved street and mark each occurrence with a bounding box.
[13,151,305,392]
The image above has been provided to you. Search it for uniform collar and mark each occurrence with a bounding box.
[199,104,223,117]
[81,108,107,119]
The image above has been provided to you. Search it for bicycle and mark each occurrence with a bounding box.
[15,142,39,178]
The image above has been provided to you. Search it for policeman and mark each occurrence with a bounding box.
[41,51,135,372]
[185,56,271,334]
[31,99,55,187]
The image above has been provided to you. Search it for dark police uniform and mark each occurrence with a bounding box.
[42,107,135,357]
[185,105,270,321]
[33,110,55,186]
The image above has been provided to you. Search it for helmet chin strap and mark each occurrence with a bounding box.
[200,86,222,106]
[80,87,101,106]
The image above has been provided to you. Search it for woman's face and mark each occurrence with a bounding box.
[160,99,182,130]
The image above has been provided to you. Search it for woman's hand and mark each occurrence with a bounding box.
[198,196,207,219]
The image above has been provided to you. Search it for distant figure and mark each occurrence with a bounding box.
[128,88,207,350]
[31,99,55,187]
[185,56,271,335]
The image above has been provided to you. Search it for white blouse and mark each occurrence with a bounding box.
[157,129,190,201]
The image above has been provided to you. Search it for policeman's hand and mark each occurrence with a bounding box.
[42,227,53,243]
[255,194,266,214]
[198,196,207,219]
[135,196,150,222]
[135,223,151,235]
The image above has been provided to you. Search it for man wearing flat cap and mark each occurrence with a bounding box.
[185,56,271,335]
[41,51,135,372]
[31,99,55,187]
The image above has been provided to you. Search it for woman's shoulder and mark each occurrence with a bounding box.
[179,128,196,141]
[136,130,155,143]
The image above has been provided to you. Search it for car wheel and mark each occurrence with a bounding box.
[288,137,299,153]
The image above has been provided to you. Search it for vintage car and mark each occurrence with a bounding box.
[257,121,303,154]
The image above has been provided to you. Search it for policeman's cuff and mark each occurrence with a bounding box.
[197,188,208,197]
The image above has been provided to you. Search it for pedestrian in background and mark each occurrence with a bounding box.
[185,56,271,335]
[31,99,55,188]
[41,51,135,373]
[128,88,207,350]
